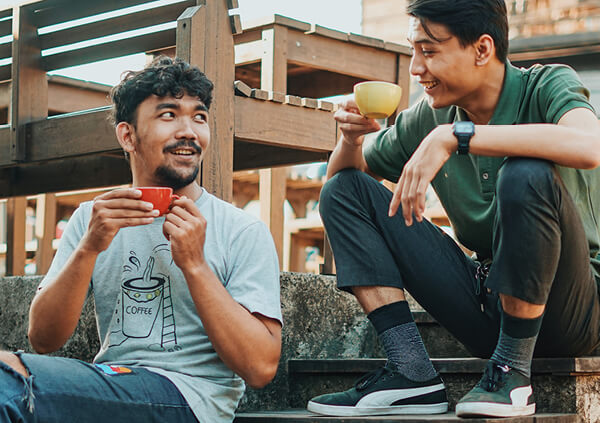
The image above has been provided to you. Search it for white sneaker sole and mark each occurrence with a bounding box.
[455,401,536,417]
[307,401,448,417]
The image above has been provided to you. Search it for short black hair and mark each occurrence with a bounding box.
[406,0,508,62]
[110,56,214,127]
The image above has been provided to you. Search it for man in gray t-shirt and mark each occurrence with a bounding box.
[0,57,282,423]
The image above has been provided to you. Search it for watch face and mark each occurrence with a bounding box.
[454,121,474,134]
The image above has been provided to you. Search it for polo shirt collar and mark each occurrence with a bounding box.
[455,60,523,125]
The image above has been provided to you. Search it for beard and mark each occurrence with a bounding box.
[154,164,200,190]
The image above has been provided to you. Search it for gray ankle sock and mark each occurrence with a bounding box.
[490,310,543,378]
[380,321,438,381]
[368,301,437,382]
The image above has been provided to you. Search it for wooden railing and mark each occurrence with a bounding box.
[0,0,412,275]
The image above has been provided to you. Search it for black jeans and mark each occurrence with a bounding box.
[319,158,600,358]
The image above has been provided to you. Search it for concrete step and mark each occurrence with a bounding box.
[234,410,580,423]
[286,358,600,422]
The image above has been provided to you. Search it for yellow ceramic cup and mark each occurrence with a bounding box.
[353,81,402,119]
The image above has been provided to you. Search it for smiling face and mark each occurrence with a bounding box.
[117,94,210,190]
[408,17,485,110]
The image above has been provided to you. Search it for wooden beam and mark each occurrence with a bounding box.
[0,155,131,198]
[6,196,26,276]
[233,141,327,171]
[259,25,288,265]
[259,167,286,268]
[26,108,118,165]
[11,4,48,162]
[40,1,194,51]
[177,3,234,202]
[28,0,153,28]
[35,193,56,274]
[234,97,336,152]
[286,30,398,81]
[42,28,176,72]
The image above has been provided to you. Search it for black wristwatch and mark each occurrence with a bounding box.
[452,121,475,155]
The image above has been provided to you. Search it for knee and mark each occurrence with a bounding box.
[0,352,28,378]
[319,168,368,217]
[496,158,555,206]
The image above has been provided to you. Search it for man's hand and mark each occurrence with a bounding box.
[335,96,381,146]
[81,188,158,254]
[389,124,455,225]
[163,196,207,273]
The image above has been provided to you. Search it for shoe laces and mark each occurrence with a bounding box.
[479,361,510,392]
[354,363,395,391]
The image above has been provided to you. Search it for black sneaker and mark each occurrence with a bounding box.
[306,362,448,416]
[455,361,535,418]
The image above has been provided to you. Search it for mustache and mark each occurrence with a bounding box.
[163,140,202,154]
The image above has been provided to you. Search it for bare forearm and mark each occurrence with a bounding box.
[28,245,97,353]
[183,263,281,388]
[469,122,600,169]
[326,136,369,179]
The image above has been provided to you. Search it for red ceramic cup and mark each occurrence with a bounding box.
[138,187,179,216]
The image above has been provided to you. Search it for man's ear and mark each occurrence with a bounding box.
[116,122,136,154]
[474,34,495,66]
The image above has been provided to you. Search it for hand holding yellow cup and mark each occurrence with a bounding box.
[353,81,402,119]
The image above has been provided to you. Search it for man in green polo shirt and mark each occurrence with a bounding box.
[307,0,600,418]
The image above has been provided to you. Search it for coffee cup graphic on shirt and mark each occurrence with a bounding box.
[121,256,164,338]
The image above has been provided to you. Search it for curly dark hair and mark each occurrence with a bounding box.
[406,0,508,62]
[110,56,214,127]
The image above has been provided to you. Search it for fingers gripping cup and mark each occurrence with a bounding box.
[353,81,402,119]
[138,187,179,216]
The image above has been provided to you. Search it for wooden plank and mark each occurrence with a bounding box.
[26,108,119,165]
[234,80,251,97]
[317,100,334,112]
[39,1,193,51]
[235,97,336,152]
[47,80,111,114]
[234,39,262,66]
[176,3,234,202]
[28,0,155,28]
[242,14,311,32]
[0,41,10,59]
[306,24,349,42]
[260,167,286,268]
[0,16,11,38]
[0,155,131,198]
[6,196,26,276]
[229,14,242,35]
[0,64,10,82]
[35,193,56,274]
[259,24,288,267]
[0,125,10,165]
[286,30,397,81]
[233,141,327,171]
[284,95,302,107]
[250,88,268,100]
[384,41,413,56]
[301,98,318,109]
[42,28,176,72]
[348,33,385,49]
[11,5,48,162]
[268,91,285,103]
[226,0,239,9]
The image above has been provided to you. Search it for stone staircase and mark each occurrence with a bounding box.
[0,274,598,422]
[235,273,600,423]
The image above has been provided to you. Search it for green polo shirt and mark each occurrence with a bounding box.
[364,61,600,281]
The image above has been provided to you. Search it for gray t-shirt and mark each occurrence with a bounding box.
[40,189,282,423]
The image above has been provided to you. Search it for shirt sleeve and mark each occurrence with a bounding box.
[533,64,596,123]
[38,203,90,290]
[225,221,282,324]
[363,99,432,183]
